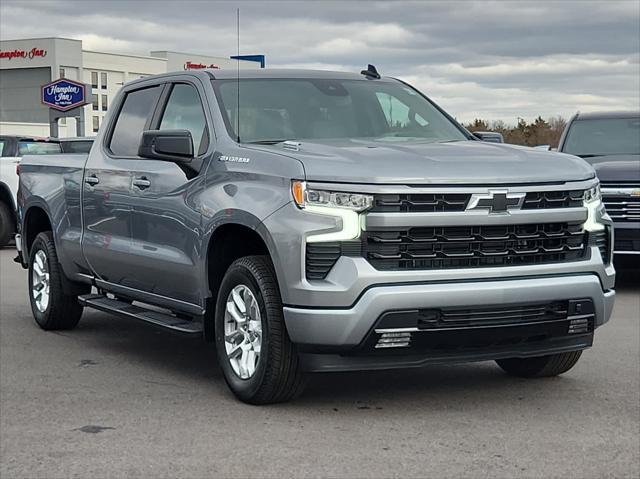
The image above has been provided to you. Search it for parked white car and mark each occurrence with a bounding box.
[0,136,62,246]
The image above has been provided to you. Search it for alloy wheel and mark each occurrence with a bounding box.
[32,250,50,313]
[224,284,262,379]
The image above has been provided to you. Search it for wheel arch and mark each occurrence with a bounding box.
[202,212,282,341]
[23,201,54,260]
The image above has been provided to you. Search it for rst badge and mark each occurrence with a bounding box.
[467,190,525,214]
[219,155,251,163]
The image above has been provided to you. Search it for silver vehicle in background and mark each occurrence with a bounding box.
[0,136,62,246]
[58,137,95,154]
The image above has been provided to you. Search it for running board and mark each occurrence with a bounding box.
[78,294,203,336]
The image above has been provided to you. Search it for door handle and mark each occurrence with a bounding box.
[133,177,151,189]
[85,175,99,186]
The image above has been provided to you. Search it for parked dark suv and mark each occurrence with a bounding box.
[558,111,640,256]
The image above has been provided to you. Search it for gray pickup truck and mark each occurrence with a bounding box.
[16,68,615,404]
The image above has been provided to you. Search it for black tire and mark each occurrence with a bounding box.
[214,255,305,404]
[28,231,84,330]
[0,201,15,247]
[496,350,583,378]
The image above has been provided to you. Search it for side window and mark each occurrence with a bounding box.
[159,84,209,155]
[0,140,5,157]
[17,141,62,156]
[109,86,161,156]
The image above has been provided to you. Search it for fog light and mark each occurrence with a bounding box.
[568,318,589,334]
[375,332,412,349]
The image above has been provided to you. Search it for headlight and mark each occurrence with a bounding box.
[291,181,373,212]
[583,182,604,232]
[584,183,601,204]
[292,181,372,243]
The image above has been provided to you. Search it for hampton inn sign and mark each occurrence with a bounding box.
[41,78,88,111]
[0,47,47,60]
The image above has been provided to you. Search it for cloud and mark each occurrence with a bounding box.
[1,0,638,123]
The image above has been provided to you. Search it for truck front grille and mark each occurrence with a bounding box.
[602,197,640,222]
[522,190,583,209]
[370,189,586,213]
[362,299,596,354]
[601,183,640,222]
[371,193,469,213]
[362,221,587,271]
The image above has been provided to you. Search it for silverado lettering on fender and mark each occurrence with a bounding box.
[16,69,616,404]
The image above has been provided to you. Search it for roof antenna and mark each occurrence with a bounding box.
[236,7,241,143]
[361,64,380,79]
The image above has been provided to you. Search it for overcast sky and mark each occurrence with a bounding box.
[2,0,639,124]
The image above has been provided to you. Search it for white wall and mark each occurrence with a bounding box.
[81,50,167,136]
[0,121,71,137]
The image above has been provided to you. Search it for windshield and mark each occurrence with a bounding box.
[213,78,468,144]
[17,141,62,156]
[563,117,640,157]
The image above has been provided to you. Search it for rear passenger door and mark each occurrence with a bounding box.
[127,80,211,308]
[82,84,163,286]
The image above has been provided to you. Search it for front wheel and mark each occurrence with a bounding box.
[215,255,305,404]
[496,351,583,378]
[28,231,85,330]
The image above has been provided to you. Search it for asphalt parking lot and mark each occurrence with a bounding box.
[0,247,638,479]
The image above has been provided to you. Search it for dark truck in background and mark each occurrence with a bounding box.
[16,68,615,404]
[558,111,640,256]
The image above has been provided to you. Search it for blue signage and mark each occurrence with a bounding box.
[41,78,88,111]
[230,54,266,68]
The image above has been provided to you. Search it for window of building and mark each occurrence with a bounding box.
[101,72,107,89]
[93,116,100,133]
[59,67,65,79]
[92,94,99,111]
[60,116,66,126]
[109,86,161,156]
[159,83,209,155]
[91,71,98,89]
[102,95,108,112]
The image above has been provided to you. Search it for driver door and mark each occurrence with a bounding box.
[127,80,211,309]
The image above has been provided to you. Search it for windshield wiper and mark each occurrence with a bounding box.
[245,139,290,145]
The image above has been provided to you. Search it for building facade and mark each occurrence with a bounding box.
[0,37,262,138]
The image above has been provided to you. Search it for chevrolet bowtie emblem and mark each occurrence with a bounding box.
[467,190,525,214]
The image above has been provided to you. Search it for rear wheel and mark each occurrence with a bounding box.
[0,201,14,246]
[496,351,583,378]
[28,231,85,330]
[215,255,305,404]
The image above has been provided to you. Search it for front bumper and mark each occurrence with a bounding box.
[284,274,615,372]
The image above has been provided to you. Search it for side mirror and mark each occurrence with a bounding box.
[138,130,194,163]
[473,131,504,143]
[533,145,551,151]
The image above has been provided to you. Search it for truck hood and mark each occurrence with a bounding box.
[581,155,640,184]
[261,139,595,185]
